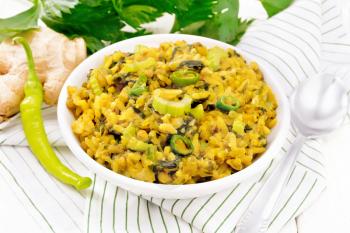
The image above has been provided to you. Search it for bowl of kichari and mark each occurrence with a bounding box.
[58,34,290,199]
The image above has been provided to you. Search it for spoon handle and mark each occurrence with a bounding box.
[235,135,306,233]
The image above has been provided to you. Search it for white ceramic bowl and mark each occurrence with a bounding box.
[57,34,290,199]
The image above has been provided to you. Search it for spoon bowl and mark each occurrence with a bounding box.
[291,73,349,137]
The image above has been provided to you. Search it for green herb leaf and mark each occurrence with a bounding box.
[112,0,163,29]
[260,0,294,17]
[81,35,105,53]
[180,0,249,45]
[198,0,240,43]
[171,0,215,32]
[40,0,78,18]
[41,0,130,53]
[0,0,40,41]
[231,19,254,45]
[119,5,162,29]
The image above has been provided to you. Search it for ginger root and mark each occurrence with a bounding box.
[0,27,86,122]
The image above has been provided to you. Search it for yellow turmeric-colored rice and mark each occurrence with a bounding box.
[67,41,277,184]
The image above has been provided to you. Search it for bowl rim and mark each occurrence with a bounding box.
[57,34,290,199]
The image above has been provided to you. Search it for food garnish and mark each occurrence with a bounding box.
[216,96,240,112]
[170,70,200,87]
[152,89,192,117]
[170,135,194,156]
[190,104,204,119]
[128,75,148,96]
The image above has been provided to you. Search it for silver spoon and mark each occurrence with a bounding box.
[235,73,349,233]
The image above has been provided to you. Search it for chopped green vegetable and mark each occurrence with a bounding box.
[146,145,156,162]
[123,123,137,138]
[232,118,245,135]
[216,96,240,111]
[170,135,193,156]
[207,47,228,71]
[128,74,148,96]
[152,89,192,117]
[121,58,156,73]
[190,104,204,119]
[157,89,183,99]
[89,75,102,95]
[170,69,199,87]
[261,0,294,17]
[127,137,151,151]
[122,123,154,152]
[0,0,40,41]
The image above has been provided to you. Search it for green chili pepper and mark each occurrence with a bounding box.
[170,135,193,156]
[128,74,148,96]
[14,37,92,190]
[170,69,199,87]
[216,96,240,111]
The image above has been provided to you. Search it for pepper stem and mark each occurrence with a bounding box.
[13,37,38,82]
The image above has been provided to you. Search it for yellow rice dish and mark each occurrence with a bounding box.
[67,41,277,184]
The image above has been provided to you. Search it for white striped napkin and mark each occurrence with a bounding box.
[0,0,350,232]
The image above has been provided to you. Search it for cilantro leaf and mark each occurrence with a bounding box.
[261,0,294,17]
[0,0,40,41]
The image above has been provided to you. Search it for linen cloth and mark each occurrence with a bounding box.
[1,0,350,232]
